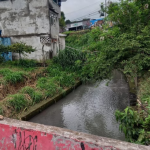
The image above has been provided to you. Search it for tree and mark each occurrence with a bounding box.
[59,12,66,31]
[9,43,35,60]
[65,20,71,24]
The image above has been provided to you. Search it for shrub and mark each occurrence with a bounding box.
[53,48,85,71]
[115,107,150,145]
[46,64,63,77]
[8,42,35,59]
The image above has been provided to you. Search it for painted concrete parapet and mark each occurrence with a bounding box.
[0,118,149,150]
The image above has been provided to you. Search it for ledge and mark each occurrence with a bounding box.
[19,81,82,121]
[0,118,149,150]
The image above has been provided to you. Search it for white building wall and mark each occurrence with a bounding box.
[0,0,62,60]
[11,36,52,61]
[0,0,50,36]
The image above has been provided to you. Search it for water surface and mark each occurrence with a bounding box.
[30,70,129,140]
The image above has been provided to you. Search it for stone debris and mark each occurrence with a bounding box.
[0,115,4,120]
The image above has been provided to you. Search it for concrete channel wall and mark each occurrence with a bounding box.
[0,118,149,150]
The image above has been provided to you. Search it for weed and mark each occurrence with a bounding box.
[7,94,28,112]
[0,68,24,84]
[37,77,63,98]
[4,72,24,84]
[54,72,76,88]
[0,106,3,115]
[21,86,43,104]
[0,68,11,76]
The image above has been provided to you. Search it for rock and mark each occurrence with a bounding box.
[0,115,4,120]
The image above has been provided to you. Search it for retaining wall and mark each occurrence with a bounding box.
[0,118,149,150]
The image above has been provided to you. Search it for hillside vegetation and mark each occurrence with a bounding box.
[0,0,150,145]
[61,0,150,145]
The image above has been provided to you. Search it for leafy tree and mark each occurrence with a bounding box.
[9,43,35,60]
[66,20,71,24]
[59,11,66,31]
[62,1,150,144]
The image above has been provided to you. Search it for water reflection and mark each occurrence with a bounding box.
[30,70,129,141]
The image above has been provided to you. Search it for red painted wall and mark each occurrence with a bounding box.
[0,123,119,150]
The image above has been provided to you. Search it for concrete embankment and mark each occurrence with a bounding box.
[19,81,81,121]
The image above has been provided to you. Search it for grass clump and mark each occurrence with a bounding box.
[0,68,24,84]
[21,86,43,104]
[54,72,76,88]
[7,94,28,112]
[0,68,11,76]
[4,72,24,84]
[0,106,3,115]
[37,77,63,98]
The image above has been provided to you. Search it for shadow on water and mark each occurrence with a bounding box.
[29,70,129,141]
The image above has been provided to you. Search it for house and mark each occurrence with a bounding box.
[66,19,91,31]
[0,0,67,61]
[90,18,104,28]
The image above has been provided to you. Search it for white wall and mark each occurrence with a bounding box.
[0,0,50,36]
[0,0,62,60]
[11,36,52,61]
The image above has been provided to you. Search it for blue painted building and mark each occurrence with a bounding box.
[90,18,104,27]
[0,37,12,61]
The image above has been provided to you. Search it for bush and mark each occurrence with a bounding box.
[116,107,150,145]
[53,48,85,71]
[8,42,35,59]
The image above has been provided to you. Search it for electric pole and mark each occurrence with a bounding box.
[105,0,107,18]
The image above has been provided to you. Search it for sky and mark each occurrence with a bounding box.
[61,0,119,22]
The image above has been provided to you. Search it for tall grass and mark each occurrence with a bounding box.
[7,94,28,112]
[21,86,43,104]
[37,77,63,98]
[0,106,3,115]
[0,68,24,84]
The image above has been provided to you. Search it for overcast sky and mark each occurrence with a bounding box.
[61,0,119,21]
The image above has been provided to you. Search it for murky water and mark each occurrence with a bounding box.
[30,70,129,141]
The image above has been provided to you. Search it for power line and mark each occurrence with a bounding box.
[71,10,100,22]
[66,1,101,15]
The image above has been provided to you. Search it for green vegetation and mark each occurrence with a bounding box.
[0,58,79,118]
[0,0,150,145]
[21,86,43,104]
[0,68,24,84]
[7,94,28,112]
[61,0,150,145]
[0,42,35,60]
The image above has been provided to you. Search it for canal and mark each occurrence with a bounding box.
[30,70,129,141]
